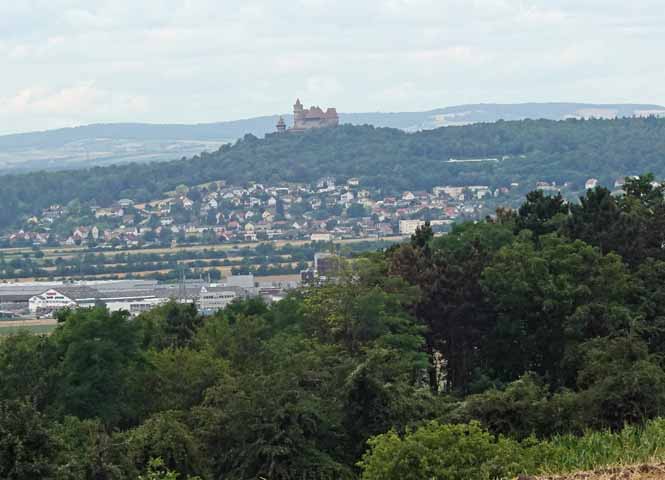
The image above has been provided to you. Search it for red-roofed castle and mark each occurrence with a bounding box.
[276,99,339,133]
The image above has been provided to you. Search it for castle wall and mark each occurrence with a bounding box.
[291,102,339,131]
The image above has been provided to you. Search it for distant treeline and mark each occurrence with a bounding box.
[3,117,665,230]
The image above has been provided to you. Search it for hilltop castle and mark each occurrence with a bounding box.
[276,99,339,133]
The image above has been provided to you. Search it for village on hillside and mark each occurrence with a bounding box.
[0,98,630,251]
[1,176,522,249]
[3,173,633,251]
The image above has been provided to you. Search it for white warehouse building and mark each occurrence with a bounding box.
[29,285,169,316]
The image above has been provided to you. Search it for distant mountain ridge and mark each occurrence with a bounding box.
[1,102,663,173]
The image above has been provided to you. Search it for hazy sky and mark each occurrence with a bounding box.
[1,0,664,134]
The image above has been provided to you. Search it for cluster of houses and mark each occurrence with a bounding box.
[2,177,518,249]
[534,177,655,194]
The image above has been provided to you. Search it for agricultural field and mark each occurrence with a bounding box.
[0,237,403,282]
[0,235,405,259]
[0,319,57,335]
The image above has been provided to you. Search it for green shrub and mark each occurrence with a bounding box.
[461,373,586,438]
[359,418,665,480]
[358,421,530,480]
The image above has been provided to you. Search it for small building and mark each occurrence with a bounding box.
[340,192,354,204]
[347,178,360,187]
[311,232,333,242]
[314,252,342,280]
[433,186,465,201]
[399,219,426,235]
[276,116,287,133]
[585,178,599,190]
[467,186,491,199]
[198,285,241,314]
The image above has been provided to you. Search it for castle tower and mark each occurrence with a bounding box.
[276,116,286,133]
[293,98,304,129]
[294,98,303,114]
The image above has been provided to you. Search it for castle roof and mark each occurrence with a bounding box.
[302,106,338,119]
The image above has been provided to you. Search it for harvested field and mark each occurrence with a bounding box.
[524,463,665,480]
[0,318,57,335]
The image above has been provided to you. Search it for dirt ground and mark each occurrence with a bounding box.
[522,463,665,480]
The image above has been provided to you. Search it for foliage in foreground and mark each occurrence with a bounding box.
[1,176,665,478]
[360,418,665,480]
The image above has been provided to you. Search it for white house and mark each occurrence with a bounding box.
[399,220,425,235]
[467,186,491,199]
[198,286,238,313]
[311,232,333,242]
[340,192,354,204]
[433,186,465,201]
[347,178,360,187]
[585,178,599,190]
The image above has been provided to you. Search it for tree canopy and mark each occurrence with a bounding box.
[2,179,665,478]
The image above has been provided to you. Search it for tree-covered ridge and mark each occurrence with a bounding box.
[3,116,665,230]
[2,181,665,477]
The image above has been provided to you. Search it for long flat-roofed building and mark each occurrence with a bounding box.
[5,273,290,317]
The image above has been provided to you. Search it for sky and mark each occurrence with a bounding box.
[1,0,664,135]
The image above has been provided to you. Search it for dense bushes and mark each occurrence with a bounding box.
[360,419,665,479]
[359,421,529,480]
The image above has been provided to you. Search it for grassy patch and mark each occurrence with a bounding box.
[537,420,665,475]
[0,324,56,335]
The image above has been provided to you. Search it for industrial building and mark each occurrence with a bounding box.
[0,274,296,319]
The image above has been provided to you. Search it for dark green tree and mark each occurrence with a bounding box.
[51,308,146,426]
[0,400,56,479]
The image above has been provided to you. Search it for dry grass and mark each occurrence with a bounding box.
[2,235,406,259]
[524,463,665,480]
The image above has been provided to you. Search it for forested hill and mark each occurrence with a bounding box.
[2,116,665,229]
[2,102,663,174]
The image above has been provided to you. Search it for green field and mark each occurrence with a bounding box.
[0,323,56,335]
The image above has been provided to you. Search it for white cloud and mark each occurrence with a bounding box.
[0,0,664,134]
[412,46,486,66]
[0,84,148,121]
